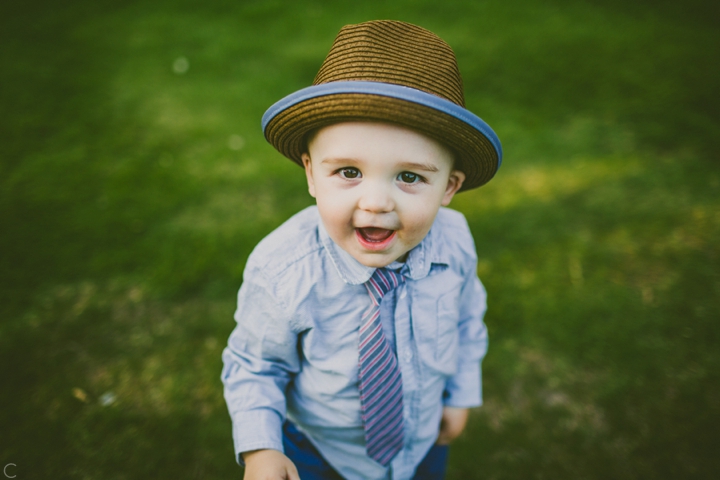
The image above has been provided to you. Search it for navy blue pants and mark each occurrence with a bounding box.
[282,421,449,480]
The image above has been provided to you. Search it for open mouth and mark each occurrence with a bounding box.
[356,227,396,250]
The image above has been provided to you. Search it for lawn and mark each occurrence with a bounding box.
[1,0,718,478]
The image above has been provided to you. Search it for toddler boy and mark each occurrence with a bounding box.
[222,20,503,480]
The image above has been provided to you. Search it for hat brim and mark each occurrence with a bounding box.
[262,81,503,191]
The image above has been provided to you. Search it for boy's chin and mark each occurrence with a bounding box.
[351,250,408,268]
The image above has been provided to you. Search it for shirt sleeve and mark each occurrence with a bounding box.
[221,265,301,464]
[442,266,488,408]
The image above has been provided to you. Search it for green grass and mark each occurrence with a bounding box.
[1,0,719,478]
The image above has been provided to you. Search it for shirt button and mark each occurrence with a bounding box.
[404,349,413,362]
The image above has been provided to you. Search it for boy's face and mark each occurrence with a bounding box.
[302,122,465,268]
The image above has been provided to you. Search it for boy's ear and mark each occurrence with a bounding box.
[441,170,465,206]
[301,153,317,198]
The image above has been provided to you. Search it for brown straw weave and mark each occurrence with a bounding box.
[314,21,465,106]
[263,20,501,190]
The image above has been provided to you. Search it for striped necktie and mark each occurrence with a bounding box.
[359,267,405,466]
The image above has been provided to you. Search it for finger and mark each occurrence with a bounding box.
[286,463,301,480]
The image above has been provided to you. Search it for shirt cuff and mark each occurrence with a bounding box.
[232,409,285,465]
[443,363,483,408]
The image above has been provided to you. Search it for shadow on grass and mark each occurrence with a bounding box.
[0,283,239,478]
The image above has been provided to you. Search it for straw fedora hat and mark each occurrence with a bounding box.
[262,20,502,191]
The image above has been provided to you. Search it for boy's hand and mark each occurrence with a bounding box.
[242,449,300,480]
[436,406,469,445]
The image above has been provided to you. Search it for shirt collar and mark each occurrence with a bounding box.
[318,215,449,285]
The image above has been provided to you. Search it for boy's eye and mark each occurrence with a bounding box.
[398,172,422,184]
[339,168,361,179]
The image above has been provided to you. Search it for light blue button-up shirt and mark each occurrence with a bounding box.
[221,206,488,480]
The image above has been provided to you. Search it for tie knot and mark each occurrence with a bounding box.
[365,268,405,306]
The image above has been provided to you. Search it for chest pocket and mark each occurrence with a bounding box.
[411,274,462,376]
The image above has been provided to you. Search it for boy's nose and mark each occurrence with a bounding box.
[357,182,394,213]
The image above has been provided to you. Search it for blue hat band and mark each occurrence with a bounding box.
[262,81,502,167]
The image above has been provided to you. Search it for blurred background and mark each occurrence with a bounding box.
[1,0,718,478]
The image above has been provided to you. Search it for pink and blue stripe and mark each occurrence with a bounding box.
[359,268,405,466]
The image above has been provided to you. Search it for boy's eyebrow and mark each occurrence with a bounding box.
[320,157,360,165]
[396,162,440,173]
[320,158,440,173]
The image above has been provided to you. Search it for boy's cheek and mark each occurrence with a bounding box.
[316,205,356,250]
[397,208,438,241]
